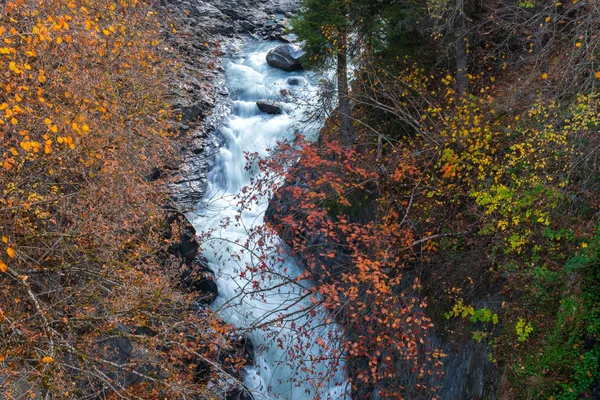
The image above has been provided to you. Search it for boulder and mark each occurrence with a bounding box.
[147,167,162,182]
[179,231,199,265]
[286,76,306,86]
[180,267,219,305]
[257,100,283,115]
[266,44,305,72]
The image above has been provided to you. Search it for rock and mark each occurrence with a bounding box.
[174,102,204,124]
[280,88,291,97]
[194,255,214,273]
[234,335,255,366]
[193,358,212,384]
[179,231,199,265]
[147,167,162,182]
[226,388,254,400]
[257,100,283,114]
[99,337,133,365]
[90,335,166,391]
[132,325,157,337]
[239,20,256,31]
[192,140,204,155]
[286,76,305,86]
[266,44,305,71]
[180,268,219,305]
[216,86,230,96]
[276,34,293,43]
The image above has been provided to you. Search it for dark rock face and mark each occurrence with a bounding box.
[164,212,219,305]
[257,100,283,114]
[266,44,305,71]
[91,335,166,392]
[174,224,219,304]
[226,388,255,400]
[147,167,162,182]
[179,231,199,264]
[193,358,212,384]
[181,267,219,305]
[266,166,499,400]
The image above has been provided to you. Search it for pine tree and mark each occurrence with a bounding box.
[293,0,354,146]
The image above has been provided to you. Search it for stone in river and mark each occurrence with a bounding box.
[266,44,305,72]
[257,100,283,114]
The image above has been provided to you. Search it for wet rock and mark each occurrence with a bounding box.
[286,76,305,86]
[191,140,204,155]
[217,86,230,96]
[257,100,283,114]
[266,44,305,71]
[276,34,293,43]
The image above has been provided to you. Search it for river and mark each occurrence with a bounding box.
[190,41,349,400]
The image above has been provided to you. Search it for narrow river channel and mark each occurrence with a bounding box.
[190,41,349,400]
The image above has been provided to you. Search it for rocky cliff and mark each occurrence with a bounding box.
[158,0,298,212]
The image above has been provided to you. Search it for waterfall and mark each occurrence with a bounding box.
[191,41,349,399]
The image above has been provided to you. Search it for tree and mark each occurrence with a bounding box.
[427,0,476,97]
[0,1,239,397]
[351,0,423,60]
[293,0,355,146]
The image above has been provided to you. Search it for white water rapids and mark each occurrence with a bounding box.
[190,41,349,399]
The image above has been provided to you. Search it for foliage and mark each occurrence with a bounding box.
[271,0,600,396]
[507,228,600,398]
[292,0,350,66]
[515,318,534,343]
[231,135,445,398]
[444,300,498,326]
[0,1,235,398]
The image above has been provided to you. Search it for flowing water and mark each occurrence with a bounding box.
[190,41,348,399]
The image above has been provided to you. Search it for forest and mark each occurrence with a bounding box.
[0,0,599,399]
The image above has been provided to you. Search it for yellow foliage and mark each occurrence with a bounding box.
[6,247,15,258]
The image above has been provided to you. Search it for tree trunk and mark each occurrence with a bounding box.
[337,38,353,146]
[455,10,468,97]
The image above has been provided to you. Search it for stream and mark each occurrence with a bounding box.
[190,41,349,399]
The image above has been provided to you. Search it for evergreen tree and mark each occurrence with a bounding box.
[293,0,354,146]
